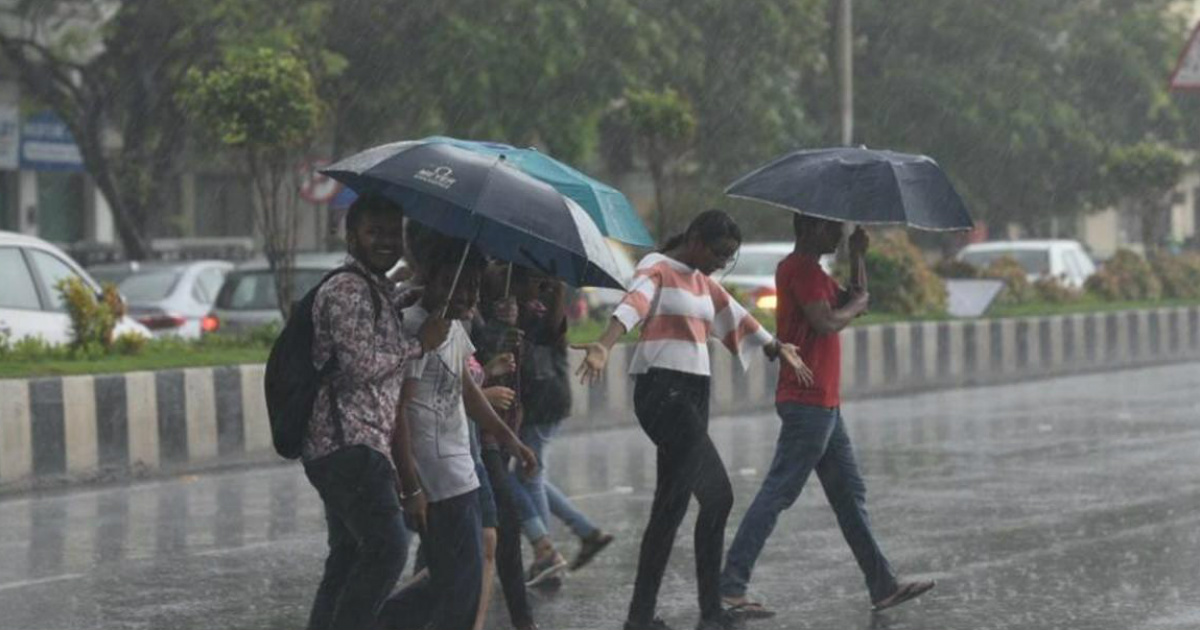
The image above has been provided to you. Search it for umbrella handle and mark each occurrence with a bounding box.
[504,262,513,298]
[441,241,473,320]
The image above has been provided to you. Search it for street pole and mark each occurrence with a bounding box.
[839,0,853,146]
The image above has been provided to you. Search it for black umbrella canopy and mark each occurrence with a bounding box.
[726,147,973,231]
[322,140,628,290]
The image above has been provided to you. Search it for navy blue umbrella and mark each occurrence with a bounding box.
[321,140,629,291]
[726,147,973,231]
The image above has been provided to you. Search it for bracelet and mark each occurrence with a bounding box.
[400,486,423,501]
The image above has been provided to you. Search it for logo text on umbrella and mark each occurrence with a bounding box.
[414,165,458,189]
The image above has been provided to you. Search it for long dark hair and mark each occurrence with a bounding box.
[660,208,742,252]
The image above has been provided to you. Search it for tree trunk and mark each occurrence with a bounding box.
[1141,200,1163,255]
[250,151,298,321]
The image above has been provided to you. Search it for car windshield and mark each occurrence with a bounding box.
[961,249,1050,275]
[118,270,182,301]
[217,269,330,310]
[725,250,787,276]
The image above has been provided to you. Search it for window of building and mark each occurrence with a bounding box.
[36,171,86,244]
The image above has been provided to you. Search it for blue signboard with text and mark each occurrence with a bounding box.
[20,111,84,172]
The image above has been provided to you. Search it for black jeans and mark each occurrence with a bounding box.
[482,448,535,628]
[304,445,409,630]
[628,369,733,623]
[379,490,483,630]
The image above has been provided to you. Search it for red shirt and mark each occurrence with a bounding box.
[775,253,841,408]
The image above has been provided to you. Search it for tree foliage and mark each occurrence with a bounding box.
[1101,142,1187,251]
[183,47,323,317]
[4,0,1198,253]
[617,87,697,240]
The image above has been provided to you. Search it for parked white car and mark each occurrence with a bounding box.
[720,242,834,310]
[957,240,1096,289]
[0,231,150,345]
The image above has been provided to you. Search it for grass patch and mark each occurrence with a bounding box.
[0,330,276,380]
[0,346,270,379]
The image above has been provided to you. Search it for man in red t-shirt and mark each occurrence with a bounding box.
[719,214,934,618]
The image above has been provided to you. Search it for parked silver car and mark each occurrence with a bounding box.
[207,253,348,335]
[89,260,233,339]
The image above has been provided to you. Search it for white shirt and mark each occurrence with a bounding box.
[401,304,480,502]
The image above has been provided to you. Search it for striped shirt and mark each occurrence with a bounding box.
[613,253,774,376]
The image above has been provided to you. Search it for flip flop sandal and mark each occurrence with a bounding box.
[723,599,777,619]
[872,580,936,612]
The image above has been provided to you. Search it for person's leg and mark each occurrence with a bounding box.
[427,491,484,630]
[306,447,409,630]
[516,423,553,524]
[472,457,499,630]
[474,527,497,630]
[720,404,837,600]
[305,501,357,630]
[814,409,898,603]
[627,372,705,625]
[690,431,734,622]
[483,449,536,628]
[527,421,602,538]
[544,480,599,537]
[503,454,552,546]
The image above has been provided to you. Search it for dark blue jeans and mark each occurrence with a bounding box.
[629,369,733,623]
[720,403,897,603]
[304,445,409,630]
[379,489,483,630]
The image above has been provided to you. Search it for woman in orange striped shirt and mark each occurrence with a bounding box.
[574,209,811,630]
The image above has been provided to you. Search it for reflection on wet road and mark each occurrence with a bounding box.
[1,363,1198,629]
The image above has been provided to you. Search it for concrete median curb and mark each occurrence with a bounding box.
[2,305,1198,490]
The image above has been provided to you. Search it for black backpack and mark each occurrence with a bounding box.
[264,265,381,459]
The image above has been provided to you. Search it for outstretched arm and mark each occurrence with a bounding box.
[571,316,626,385]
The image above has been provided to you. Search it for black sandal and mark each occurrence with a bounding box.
[872,580,935,612]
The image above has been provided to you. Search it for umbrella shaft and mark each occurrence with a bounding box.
[442,241,473,320]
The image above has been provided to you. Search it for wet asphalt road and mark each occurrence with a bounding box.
[0,362,1198,630]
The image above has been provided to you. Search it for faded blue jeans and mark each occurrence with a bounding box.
[720,403,898,603]
[513,421,601,542]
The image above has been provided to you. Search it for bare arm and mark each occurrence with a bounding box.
[462,371,538,475]
[391,380,426,530]
[801,292,869,336]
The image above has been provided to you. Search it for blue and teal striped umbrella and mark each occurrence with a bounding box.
[423,136,654,247]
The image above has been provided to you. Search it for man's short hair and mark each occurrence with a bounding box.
[346,193,402,233]
[793,213,835,238]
